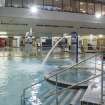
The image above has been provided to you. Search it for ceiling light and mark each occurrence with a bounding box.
[102,12,105,15]
[90,34,93,40]
[0,35,8,38]
[63,33,68,36]
[0,32,7,35]
[30,6,38,13]
[80,2,84,5]
[99,34,103,38]
[95,12,101,19]
[14,36,21,38]
[80,9,83,11]
[82,10,86,13]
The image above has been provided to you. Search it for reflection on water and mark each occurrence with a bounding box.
[29,84,42,105]
[59,69,92,83]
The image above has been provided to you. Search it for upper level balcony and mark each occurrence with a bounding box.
[0,0,105,34]
[0,0,105,16]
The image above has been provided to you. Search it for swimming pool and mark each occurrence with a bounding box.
[0,56,73,105]
[0,49,96,105]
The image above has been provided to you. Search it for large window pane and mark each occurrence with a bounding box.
[102,4,105,15]
[44,0,53,10]
[63,0,71,11]
[44,0,52,6]
[33,0,43,8]
[27,0,33,7]
[88,2,94,15]
[95,2,101,14]
[33,0,43,6]
[53,0,62,11]
[12,0,22,7]
[71,0,79,12]
[80,0,87,13]
[22,0,33,8]
[5,0,12,7]
[0,0,5,7]
[23,0,29,8]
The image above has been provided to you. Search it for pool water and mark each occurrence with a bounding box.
[0,57,73,105]
[58,68,92,83]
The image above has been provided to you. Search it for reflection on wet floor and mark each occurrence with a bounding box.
[0,47,71,57]
[0,47,95,61]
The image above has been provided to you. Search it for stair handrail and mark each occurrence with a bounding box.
[44,72,104,99]
[24,54,98,91]
[21,53,101,105]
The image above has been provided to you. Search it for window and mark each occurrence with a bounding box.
[44,0,53,10]
[102,4,105,15]
[0,0,5,7]
[32,0,43,8]
[44,0,52,6]
[12,0,22,7]
[88,1,94,15]
[63,0,71,11]
[5,0,12,7]
[53,0,62,11]
[71,0,79,12]
[22,0,29,8]
[95,2,101,15]
[80,0,87,13]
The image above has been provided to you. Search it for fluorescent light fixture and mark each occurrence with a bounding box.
[63,33,68,36]
[14,36,21,38]
[30,6,38,13]
[102,12,105,15]
[82,10,86,13]
[90,34,94,40]
[0,32,7,35]
[80,9,83,11]
[80,2,84,5]
[95,12,101,19]
[99,34,103,38]
[0,35,8,38]
[64,33,71,38]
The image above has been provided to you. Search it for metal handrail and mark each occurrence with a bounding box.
[23,54,97,91]
[21,53,100,105]
[44,72,105,99]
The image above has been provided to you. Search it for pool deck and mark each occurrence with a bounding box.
[81,78,105,105]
